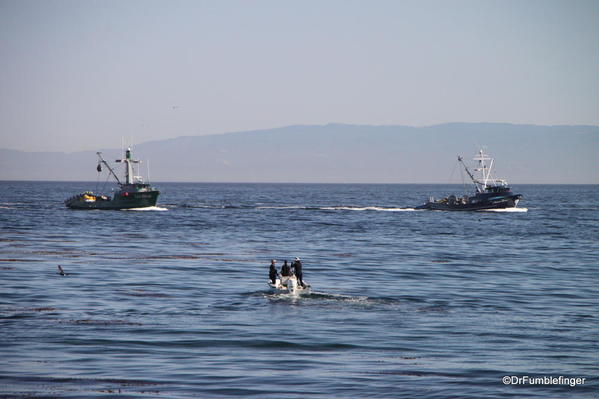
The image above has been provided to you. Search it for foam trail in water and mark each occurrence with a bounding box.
[125,206,168,211]
[265,290,372,304]
[179,204,416,211]
[480,207,528,213]
[320,206,415,212]
[310,291,370,301]
[256,205,306,210]
[255,205,415,211]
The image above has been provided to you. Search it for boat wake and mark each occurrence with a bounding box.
[264,291,371,305]
[252,205,415,212]
[479,207,528,213]
[178,204,416,212]
[318,206,415,212]
[122,203,528,213]
[125,206,168,212]
[309,291,371,302]
[263,289,395,306]
[0,202,21,209]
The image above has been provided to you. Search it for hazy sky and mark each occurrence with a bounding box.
[1,0,598,152]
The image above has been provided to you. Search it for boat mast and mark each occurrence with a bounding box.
[96,152,122,185]
[458,155,481,193]
[115,148,140,185]
[473,149,494,189]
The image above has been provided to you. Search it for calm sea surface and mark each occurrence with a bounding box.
[1,182,598,398]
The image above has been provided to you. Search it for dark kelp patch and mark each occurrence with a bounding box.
[120,289,170,298]
[60,319,143,326]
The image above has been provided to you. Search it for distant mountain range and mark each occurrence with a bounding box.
[1,123,597,183]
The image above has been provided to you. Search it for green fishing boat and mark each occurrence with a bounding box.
[65,148,160,210]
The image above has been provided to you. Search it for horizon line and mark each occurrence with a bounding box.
[1,179,597,186]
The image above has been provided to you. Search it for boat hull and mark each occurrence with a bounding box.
[416,195,521,211]
[65,190,160,210]
[268,277,311,295]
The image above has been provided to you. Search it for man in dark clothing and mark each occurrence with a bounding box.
[280,260,291,277]
[269,260,278,284]
[291,257,305,288]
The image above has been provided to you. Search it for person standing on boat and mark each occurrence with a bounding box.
[269,260,278,284]
[292,257,305,288]
[280,260,291,277]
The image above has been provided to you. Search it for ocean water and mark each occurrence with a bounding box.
[1,181,598,398]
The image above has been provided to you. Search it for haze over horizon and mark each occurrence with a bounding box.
[1,0,598,153]
[2,123,597,184]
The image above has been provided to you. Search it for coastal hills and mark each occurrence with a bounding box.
[1,123,597,183]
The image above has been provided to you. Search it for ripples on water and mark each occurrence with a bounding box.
[1,182,598,398]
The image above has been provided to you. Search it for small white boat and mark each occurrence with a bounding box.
[268,276,311,295]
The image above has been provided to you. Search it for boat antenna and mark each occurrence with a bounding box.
[96,152,122,185]
[458,155,481,193]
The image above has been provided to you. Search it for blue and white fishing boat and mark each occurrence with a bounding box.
[416,148,522,211]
